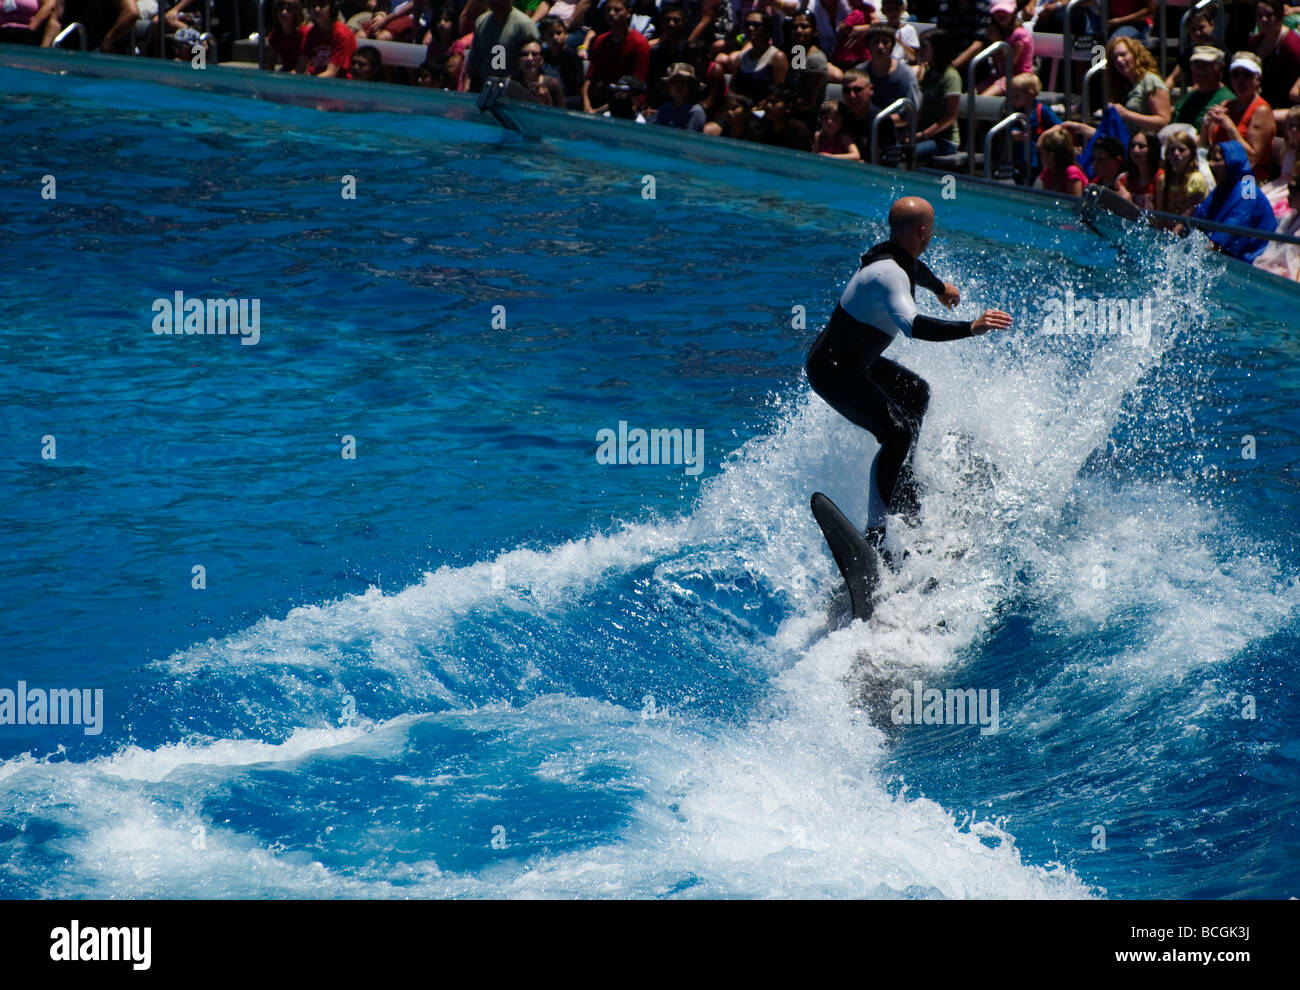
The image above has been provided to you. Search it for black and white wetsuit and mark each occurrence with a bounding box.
[806,242,976,527]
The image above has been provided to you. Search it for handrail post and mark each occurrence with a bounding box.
[1082,57,1106,122]
[871,96,915,168]
[259,0,269,69]
[158,0,171,58]
[1157,0,1166,80]
[1061,0,1087,122]
[53,21,86,50]
[983,110,1027,179]
[965,40,1009,175]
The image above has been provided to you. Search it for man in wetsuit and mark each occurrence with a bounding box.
[806,196,1011,547]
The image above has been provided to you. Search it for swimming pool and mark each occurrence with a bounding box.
[1,48,1298,899]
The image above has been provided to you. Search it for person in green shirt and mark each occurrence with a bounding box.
[914,28,962,160]
[1173,46,1235,129]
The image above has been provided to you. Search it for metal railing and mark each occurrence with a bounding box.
[259,0,269,69]
[1059,0,1089,121]
[966,41,1008,174]
[1082,56,1106,122]
[983,111,1027,181]
[872,96,916,168]
[53,22,87,50]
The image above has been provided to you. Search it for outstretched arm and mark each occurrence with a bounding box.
[914,258,961,308]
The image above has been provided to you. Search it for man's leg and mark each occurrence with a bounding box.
[806,356,925,527]
[863,357,929,518]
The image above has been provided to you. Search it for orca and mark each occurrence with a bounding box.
[810,492,879,622]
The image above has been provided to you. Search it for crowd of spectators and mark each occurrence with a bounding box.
[5,0,1300,275]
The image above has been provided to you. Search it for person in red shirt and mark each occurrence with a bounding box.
[264,0,307,71]
[582,0,650,113]
[296,0,356,78]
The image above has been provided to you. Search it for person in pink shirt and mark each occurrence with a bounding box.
[1037,128,1087,195]
[979,0,1032,95]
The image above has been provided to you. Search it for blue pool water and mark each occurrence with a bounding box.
[1,59,1298,898]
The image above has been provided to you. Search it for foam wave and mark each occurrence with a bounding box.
[6,232,1285,899]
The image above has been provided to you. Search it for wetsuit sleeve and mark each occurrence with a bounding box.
[913,259,946,297]
[911,314,976,341]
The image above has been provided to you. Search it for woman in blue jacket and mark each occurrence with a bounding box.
[1193,140,1278,261]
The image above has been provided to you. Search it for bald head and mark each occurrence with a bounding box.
[887,196,935,256]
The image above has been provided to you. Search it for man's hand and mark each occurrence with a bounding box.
[938,281,960,308]
[972,309,1012,334]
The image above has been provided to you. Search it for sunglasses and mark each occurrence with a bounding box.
[845,85,868,94]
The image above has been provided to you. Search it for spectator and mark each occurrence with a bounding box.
[936,0,991,72]
[427,7,472,90]
[415,56,447,86]
[1037,127,1087,195]
[652,62,708,130]
[1108,35,1171,132]
[717,12,789,104]
[298,0,357,77]
[0,0,64,46]
[350,43,383,80]
[862,24,922,114]
[914,28,963,162]
[831,6,872,70]
[838,69,881,157]
[1089,136,1126,189]
[1057,35,1171,143]
[583,0,650,112]
[1248,0,1300,111]
[467,0,539,92]
[604,73,648,120]
[1201,51,1275,184]
[1116,130,1163,209]
[1107,0,1153,43]
[1035,0,1088,41]
[757,87,814,149]
[1007,71,1061,185]
[686,0,734,57]
[787,10,840,83]
[703,91,758,139]
[815,99,863,158]
[347,0,389,35]
[1193,140,1278,261]
[879,0,919,63]
[1253,174,1300,278]
[359,0,435,41]
[807,0,852,56]
[99,0,139,53]
[539,14,584,107]
[514,37,566,103]
[1165,4,1219,91]
[1156,127,1209,222]
[978,0,1031,96]
[264,0,307,71]
[517,0,554,24]
[1172,46,1233,129]
[546,0,587,47]
[647,3,691,106]
[1264,106,1300,212]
